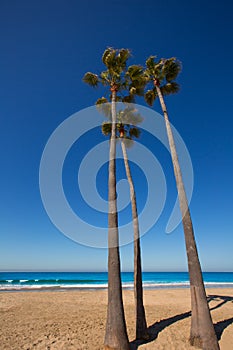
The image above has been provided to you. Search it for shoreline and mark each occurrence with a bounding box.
[1,283,233,293]
[0,288,232,349]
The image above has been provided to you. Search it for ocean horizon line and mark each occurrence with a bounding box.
[1,270,233,273]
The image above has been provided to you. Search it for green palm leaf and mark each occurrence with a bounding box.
[134,87,145,96]
[160,82,180,95]
[122,95,135,103]
[144,89,157,106]
[96,97,108,104]
[96,97,111,118]
[145,56,156,70]
[102,48,113,64]
[102,48,116,68]
[165,60,181,82]
[129,87,137,95]
[143,69,152,81]
[100,70,111,84]
[144,58,163,83]
[118,107,143,126]
[102,122,112,136]
[127,65,143,78]
[83,72,99,87]
[116,49,131,69]
[130,112,143,125]
[127,65,147,92]
[129,127,141,139]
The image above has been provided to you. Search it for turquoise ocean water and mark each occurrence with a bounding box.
[0,272,233,291]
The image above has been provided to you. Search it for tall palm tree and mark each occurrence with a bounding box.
[101,105,149,340]
[83,48,144,350]
[144,56,220,350]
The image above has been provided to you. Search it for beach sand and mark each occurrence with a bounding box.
[0,288,232,349]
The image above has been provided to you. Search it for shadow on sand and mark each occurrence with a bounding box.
[130,294,233,349]
[208,294,233,340]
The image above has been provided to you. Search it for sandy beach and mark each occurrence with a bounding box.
[0,288,232,349]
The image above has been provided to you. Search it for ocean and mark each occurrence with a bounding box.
[0,272,233,291]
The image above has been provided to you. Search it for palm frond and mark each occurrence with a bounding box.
[104,48,130,75]
[123,137,134,148]
[127,65,147,92]
[119,48,131,62]
[160,82,180,95]
[134,87,145,96]
[143,69,152,82]
[130,78,146,90]
[96,97,111,118]
[102,122,112,136]
[129,86,137,95]
[164,59,181,82]
[122,95,135,103]
[102,48,112,63]
[96,97,108,104]
[144,57,164,82]
[127,65,144,79]
[102,48,115,66]
[144,89,157,106]
[83,72,99,87]
[129,127,141,139]
[145,56,157,70]
[104,49,117,69]
[116,49,131,69]
[145,56,181,87]
[117,109,126,123]
[100,70,110,84]
[118,107,143,126]
[130,112,143,125]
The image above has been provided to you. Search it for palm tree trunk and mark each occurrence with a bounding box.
[155,85,219,350]
[104,90,130,350]
[121,139,148,340]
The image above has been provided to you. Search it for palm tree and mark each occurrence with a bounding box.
[101,105,149,340]
[144,56,220,350]
[83,48,144,350]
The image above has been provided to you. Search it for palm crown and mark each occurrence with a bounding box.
[144,56,181,106]
[83,48,146,102]
[101,104,142,148]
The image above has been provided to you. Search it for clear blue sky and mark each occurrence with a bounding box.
[0,0,232,272]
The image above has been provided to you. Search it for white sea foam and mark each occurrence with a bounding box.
[0,283,108,291]
[205,282,233,285]
[1,280,233,291]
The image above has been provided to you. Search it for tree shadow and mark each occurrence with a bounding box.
[207,294,233,312]
[130,294,233,349]
[130,311,191,349]
[214,317,233,341]
[207,294,233,340]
